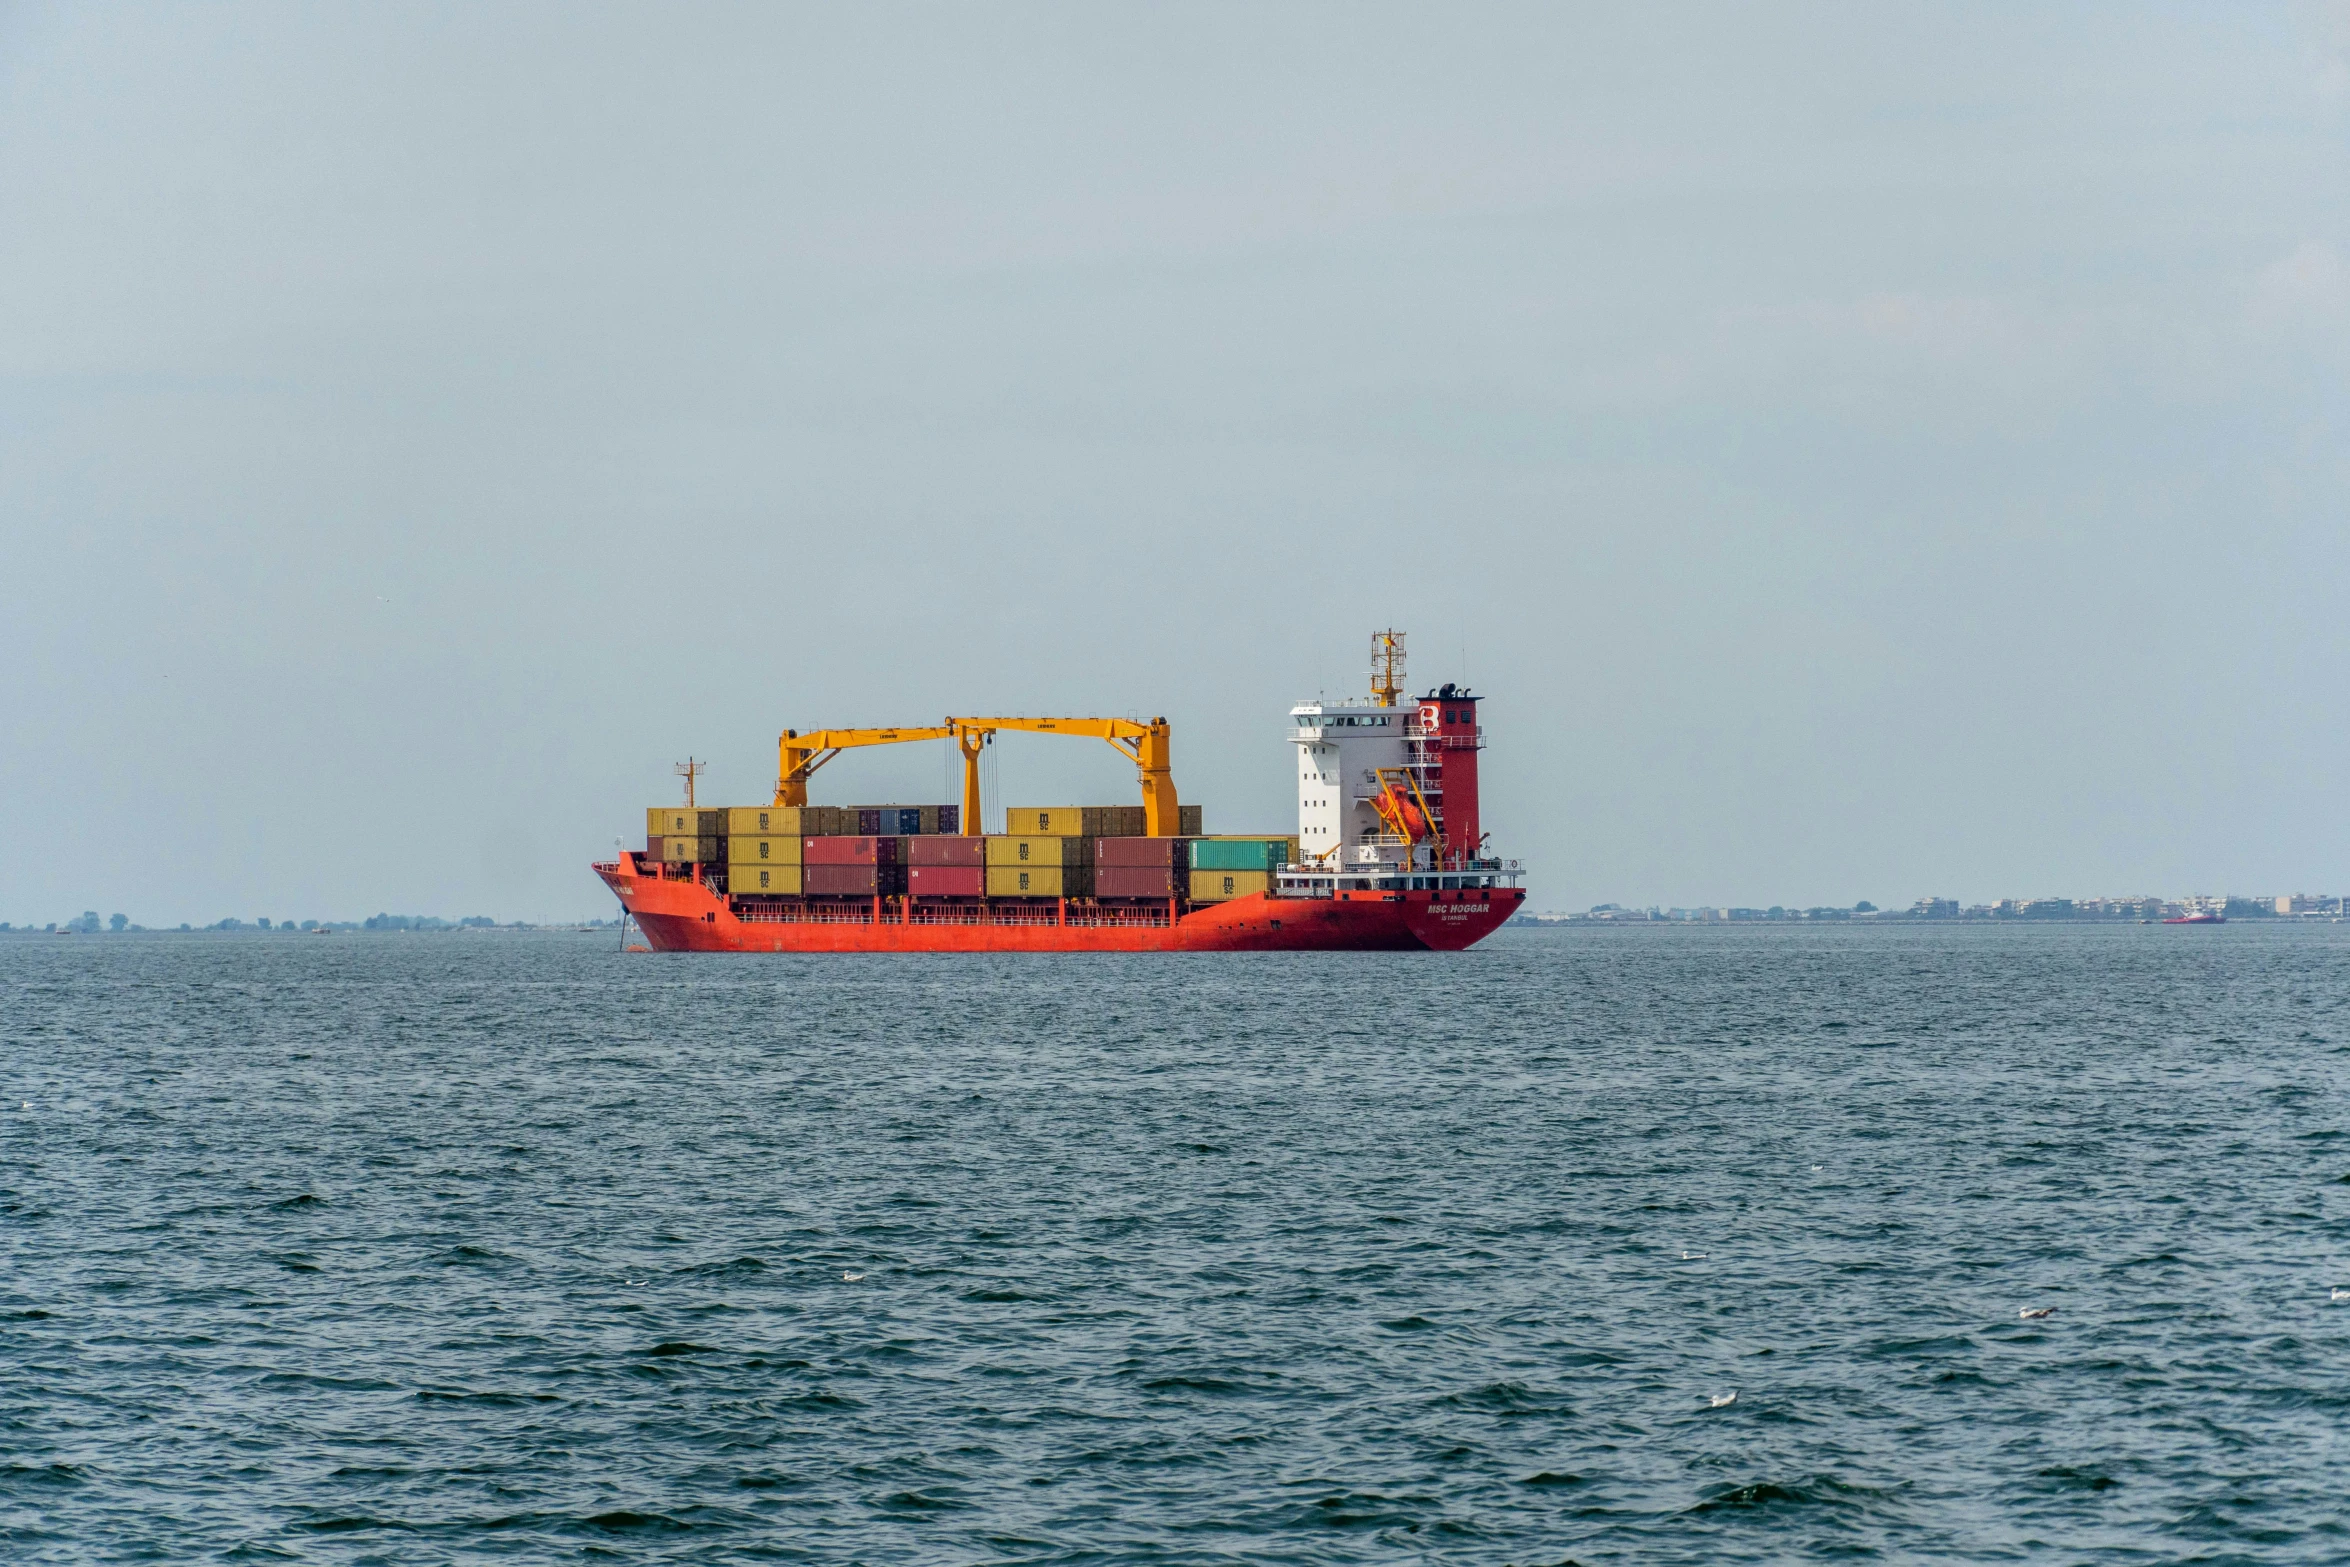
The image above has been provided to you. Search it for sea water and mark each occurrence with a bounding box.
[4,924,2347,1563]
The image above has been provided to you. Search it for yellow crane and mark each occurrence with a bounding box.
[776,726,975,825]
[776,716,1180,836]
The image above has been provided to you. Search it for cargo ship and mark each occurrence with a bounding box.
[594,632,1524,952]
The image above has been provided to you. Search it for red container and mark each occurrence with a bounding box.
[907,835,985,867]
[1096,836,1187,868]
[1095,864,1180,899]
[803,863,901,897]
[803,835,902,866]
[907,864,985,897]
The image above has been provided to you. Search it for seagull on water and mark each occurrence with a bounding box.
[2330,1288,2349,1303]
[1709,1391,1737,1408]
[843,1272,865,1282]
[1681,1252,1707,1260]
[2019,1307,2055,1320]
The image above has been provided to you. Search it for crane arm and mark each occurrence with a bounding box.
[947,716,1180,837]
[776,726,969,812]
[774,715,1181,839]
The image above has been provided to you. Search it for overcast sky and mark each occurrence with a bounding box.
[3,3,2345,923]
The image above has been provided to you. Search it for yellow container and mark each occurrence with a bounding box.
[727,834,802,866]
[1004,806,1108,838]
[1001,804,1198,835]
[732,805,840,836]
[1190,869,1271,902]
[649,806,698,838]
[728,806,773,836]
[722,805,861,835]
[986,863,1089,898]
[659,836,704,864]
[732,863,802,895]
[984,834,1091,867]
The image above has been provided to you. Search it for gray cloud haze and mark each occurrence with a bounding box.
[2,3,2344,922]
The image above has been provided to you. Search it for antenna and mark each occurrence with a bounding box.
[674,758,703,807]
[1369,629,1406,707]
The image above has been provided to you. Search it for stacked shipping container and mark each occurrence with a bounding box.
[735,862,799,894]
[1188,837,1299,902]
[905,834,986,898]
[648,804,962,873]
[647,807,725,865]
[647,798,1269,906]
[1004,805,1202,836]
[803,834,904,897]
[984,834,1091,898]
[1093,835,1186,900]
[854,806,957,835]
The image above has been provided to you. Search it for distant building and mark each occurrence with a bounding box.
[2077,896,2162,919]
[1994,898,2074,919]
[1910,897,1959,919]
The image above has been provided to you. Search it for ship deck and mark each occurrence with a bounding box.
[596,858,1522,953]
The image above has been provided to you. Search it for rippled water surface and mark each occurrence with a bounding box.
[7,925,2350,1563]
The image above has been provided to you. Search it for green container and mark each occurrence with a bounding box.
[1189,837,1287,872]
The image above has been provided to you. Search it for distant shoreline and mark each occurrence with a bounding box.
[1520,894,2341,926]
[1513,913,2346,928]
[0,923,619,938]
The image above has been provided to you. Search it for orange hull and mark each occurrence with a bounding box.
[596,858,1522,953]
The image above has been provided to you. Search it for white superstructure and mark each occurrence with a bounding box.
[1276,631,1518,899]
[1290,696,1459,874]
[1290,700,1408,856]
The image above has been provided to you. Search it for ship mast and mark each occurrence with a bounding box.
[1369,629,1405,707]
[674,758,703,807]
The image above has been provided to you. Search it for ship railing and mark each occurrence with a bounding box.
[1069,904,1176,928]
[733,900,1176,930]
[966,904,1064,927]
[920,902,1174,929]
[735,903,883,926]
